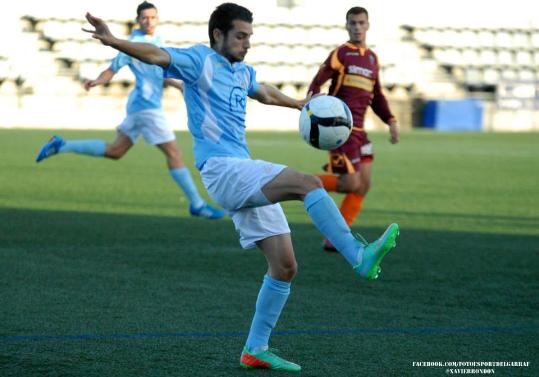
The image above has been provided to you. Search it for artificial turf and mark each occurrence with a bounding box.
[1,129,538,376]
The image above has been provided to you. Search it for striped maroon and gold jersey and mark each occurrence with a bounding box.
[308,42,396,132]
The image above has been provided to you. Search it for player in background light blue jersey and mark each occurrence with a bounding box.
[36,1,224,220]
[83,3,400,372]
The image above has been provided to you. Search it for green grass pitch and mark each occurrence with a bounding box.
[1,129,538,376]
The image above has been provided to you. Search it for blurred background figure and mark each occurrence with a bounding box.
[308,6,399,252]
[34,1,225,220]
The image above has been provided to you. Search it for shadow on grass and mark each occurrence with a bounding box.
[1,207,538,376]
[367,208,539,229]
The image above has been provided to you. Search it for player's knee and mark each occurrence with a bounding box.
[166,149,181,161]
[357,179,371,195]
[277,259,298,282]
[105,147,126,160]
[340,181,357,192]
[302,173,323,191]
[169,154,183,166]
[338,175,361,193]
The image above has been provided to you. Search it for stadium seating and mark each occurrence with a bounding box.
[401,25,539,92]
[2,2,537,131]
[12,12,411,97]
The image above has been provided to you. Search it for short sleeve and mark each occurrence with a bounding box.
[246,65,258,96]
[161,45,205,84]
[110,52,131,73]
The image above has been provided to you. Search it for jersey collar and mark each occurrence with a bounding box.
[345,42,367,56]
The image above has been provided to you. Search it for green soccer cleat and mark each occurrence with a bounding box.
[240,347,301,372]
[353,223,399,280]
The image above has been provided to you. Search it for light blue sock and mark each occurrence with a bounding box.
[169,167,205,208]
[245,274,290,353]
[59,140,106,157]
[304,188,362,266]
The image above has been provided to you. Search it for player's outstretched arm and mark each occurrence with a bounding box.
[251,84,310,110]
[83,67,115,91]
[82,12,170,68]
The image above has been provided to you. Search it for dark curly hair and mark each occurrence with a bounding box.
[208,3,253,46]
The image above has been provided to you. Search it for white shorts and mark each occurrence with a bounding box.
[201,157,290,249]
[117,108,175,145]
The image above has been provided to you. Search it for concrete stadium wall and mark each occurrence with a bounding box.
[3,92,538,132]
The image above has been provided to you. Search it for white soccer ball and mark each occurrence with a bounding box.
[299,95,353,150]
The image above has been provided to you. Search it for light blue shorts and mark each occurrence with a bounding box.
[201,157,290,249]
[117,108,175,145]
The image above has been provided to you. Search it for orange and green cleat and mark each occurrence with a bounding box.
[353,223,399,280]
[240,347,301,372]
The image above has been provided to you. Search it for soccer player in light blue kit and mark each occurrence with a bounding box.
[36,1,224,219]
[83,3,399,372]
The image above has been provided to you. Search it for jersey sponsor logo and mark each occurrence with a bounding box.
[343,74,374,92]
[229,86,246,113]
[345,52,360,56]
[348,65,373,78]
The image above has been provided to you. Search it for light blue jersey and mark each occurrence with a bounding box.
[111,29,164,114]
[162,44,259,169]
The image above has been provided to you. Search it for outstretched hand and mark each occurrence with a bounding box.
[297,91,324,110]
[83,80,98,91]
[297,91,313,110]
[82,12,116,46]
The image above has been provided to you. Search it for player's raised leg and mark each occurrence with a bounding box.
[157,141,225,219]
[36,135,66,162]
[36,135,108,162]
[321,174,365,252]
[262,167,399,279]
[35,131,136,163]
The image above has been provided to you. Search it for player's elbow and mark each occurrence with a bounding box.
[255,85,280,106]
[255,94,273,106]
[259,96,276,106]
[146,54,166,68]
[144,50,169,68]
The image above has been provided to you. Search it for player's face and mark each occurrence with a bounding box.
[346,13,369,45]
[216,20,252,63]
[137,8,158,36]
